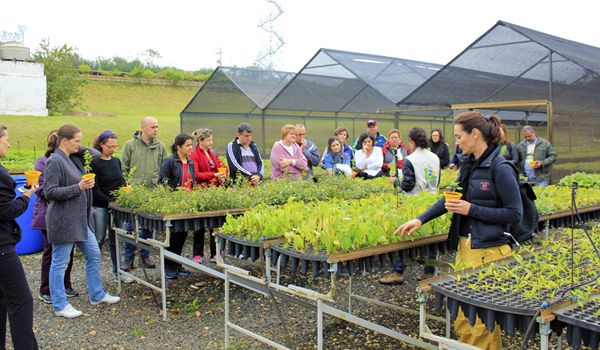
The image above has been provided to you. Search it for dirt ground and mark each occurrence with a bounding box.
[12,237,581,350]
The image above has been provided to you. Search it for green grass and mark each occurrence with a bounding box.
[0,82,197,152]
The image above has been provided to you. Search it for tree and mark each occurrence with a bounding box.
[33,39,87,115]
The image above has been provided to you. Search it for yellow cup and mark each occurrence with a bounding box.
[444,191,462,202]
[120,185,132,193]
[217,167,227,174]
[24,170,41,186]
[82,173,96,181]
[529,161,537,167]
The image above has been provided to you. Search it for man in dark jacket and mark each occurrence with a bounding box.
[226,123,264,185]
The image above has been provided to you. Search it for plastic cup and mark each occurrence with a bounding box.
[120,185,132,193]
[218,167,227,174]
[444,191,462,202]
[529,161,537,167]
[82,173,96,181]
[24,170,41,186]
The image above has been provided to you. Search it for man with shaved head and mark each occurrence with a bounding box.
[120,116,168,271]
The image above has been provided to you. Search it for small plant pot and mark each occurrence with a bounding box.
[217,167,227,175]
[529,161,537,167]
[120,185,133,193]
[82,173,96,181]
[444,191,462,201]
[24,170,42,186]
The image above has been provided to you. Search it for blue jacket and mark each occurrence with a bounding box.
[418,145,522,249]
[323,151,351,175]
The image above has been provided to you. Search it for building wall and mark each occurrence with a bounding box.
[0,61,48,116]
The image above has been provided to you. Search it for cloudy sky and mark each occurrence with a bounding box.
[2,0,597,72]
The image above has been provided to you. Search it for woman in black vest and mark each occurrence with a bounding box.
[429,128,450,169]
[0,125,38,349]
[396,112,522,350]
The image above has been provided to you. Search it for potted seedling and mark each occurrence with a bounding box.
[120,166,137,193]
[82,150,96,181]
[443,183,462,202]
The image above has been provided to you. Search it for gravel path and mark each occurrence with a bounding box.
[14,238,579,350]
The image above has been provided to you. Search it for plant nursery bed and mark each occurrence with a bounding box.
[132,208,247,232]
[270,233,448,278]
[553,299,600,350]
[539,204,600,228]
[217,233,284,262]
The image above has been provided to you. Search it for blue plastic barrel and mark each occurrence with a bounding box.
[13,175,44,255]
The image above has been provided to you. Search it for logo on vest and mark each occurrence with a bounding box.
[480,181,491,191]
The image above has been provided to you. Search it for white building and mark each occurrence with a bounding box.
[0,43,48,116]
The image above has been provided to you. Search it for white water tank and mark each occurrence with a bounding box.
[0,43,30,61]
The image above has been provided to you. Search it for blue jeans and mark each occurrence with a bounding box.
[527,176,548,187]
[92,207,108,249]
[50,229,106,311]
[124,226,151,262]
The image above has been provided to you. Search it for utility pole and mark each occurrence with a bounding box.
[256,0,284,70]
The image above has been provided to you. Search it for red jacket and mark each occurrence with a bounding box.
[190,145,226,187]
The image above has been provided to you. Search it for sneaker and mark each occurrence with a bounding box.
[209,256,217,263]
[378,272,405,285]
[113,272,134,284]
[193,255,203,264]
[165,270,178,280]
[90,294,120,306]
[177,268,191,277]
[38,294,52,304]
[140,256,156,269]
[416,273,434,281]
[54,304,82,319]
[65,288,79,298]
[123,259,135,272]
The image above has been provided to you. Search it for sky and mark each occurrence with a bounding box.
[2,0,598,73]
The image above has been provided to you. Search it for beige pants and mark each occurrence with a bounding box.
[454,237,512,350]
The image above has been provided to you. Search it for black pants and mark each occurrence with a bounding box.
[165,231,188,271]
[193,228,216,258]
[0,248,38,349]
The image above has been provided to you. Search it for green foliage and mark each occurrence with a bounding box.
[462,226,600,303]
[222,192,451,254]
[83,150,93,173]
[558,172,600,189]
[534,185,600,215]
[115,176,396,216]
[33,39,87,115]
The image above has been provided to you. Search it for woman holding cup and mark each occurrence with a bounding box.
[44,124,120,318]
[395,112,522,349]
[190,128,226,263]
[0,124,38,348]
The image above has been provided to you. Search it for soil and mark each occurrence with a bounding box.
[13,237,581,350]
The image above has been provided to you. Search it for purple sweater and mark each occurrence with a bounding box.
[31,156,48,230]
[270,141,308,179]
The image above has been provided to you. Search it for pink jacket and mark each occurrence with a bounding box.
[270,141,308,179]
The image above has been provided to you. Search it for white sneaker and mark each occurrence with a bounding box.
[90,293,120,305]
[114,272,134,284]
[54,304,82,319]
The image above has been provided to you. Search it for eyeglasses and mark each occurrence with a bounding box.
[103,145,118,150]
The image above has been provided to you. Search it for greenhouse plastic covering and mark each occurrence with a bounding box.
[267,49,442,113]
[398,21,600,119]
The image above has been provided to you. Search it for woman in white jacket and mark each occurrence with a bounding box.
[354,133,383,179]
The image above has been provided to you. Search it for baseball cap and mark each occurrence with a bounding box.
[366,119,377,127]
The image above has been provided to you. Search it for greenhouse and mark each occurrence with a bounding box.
[180,48,444,156]
[396,20,600,164]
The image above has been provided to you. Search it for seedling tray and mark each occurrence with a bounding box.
[554,299,600,350]
[539,204,600,229]
[271,233,448,278]
[134,209,246,232]
[217,233,284,262]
